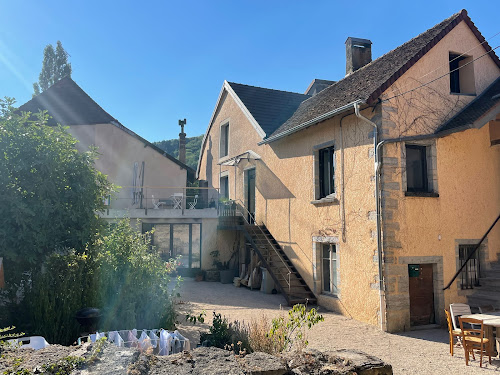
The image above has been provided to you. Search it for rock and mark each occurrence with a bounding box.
[237,351,287,375]
[283,348,392,375]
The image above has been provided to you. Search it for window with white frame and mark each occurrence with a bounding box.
[220,122,229,158]
[322,243,339,295]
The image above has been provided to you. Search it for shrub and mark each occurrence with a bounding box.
[29,250,98,345]
[268,304,324,352]
[94,219,180,331]
[248,315,281,355]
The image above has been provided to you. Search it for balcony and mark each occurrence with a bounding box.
[100,186,219,219]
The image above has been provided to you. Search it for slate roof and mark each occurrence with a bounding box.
[19,77,194,178]
[436,77,500,134]
[264,9,500,142]
[19,77,116,126]
[227,82,310,137]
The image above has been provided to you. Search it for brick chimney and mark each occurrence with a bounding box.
[178,118,187,164]
[345,37,372,76]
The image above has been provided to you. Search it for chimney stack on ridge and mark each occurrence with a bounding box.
[178,118,187,164]
[345,37,372,76]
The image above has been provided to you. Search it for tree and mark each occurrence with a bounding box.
[0,97,111,288]
[33,41,72,96]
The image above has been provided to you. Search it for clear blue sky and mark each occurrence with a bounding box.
[1,1,498,142]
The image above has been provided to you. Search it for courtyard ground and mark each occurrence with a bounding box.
[176,278,500,374]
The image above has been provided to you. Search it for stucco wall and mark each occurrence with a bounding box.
[68,123,188,209]
[199,92,382,326]
[377,20,500,331]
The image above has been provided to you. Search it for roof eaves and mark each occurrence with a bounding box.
[258,99,362,145]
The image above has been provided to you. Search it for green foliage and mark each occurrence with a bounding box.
[268,304,324,352]
[28,250,98,345]
[40,356,85,375]
[200,312,231,349]
[33,41,72,96]
[153,135,203,170]
[94,219,180,332]
[185,311,206,324]
[0,326,23,346]
[0,98,111,290]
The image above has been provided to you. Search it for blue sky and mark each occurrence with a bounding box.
[1,1,498,142]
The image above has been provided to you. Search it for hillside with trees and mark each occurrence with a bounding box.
[154,135,203,170]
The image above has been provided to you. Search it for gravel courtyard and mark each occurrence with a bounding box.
[176,278,500,374]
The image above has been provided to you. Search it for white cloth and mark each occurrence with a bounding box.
[108,331,124,347]
[127,330,139,348]
[148,330,159,348]
[159,330,173,356]
[172,330,190,352]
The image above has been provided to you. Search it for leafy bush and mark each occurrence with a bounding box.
[268,304,324,352]
[94,219,180,332]
[249,315,280,354]
[27,219,180,345]
[29,250,98,345]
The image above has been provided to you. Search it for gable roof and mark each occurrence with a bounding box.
[227,82,310,137]
[19,77,194,179]
[436,77,500,134]
[263,9,500,143]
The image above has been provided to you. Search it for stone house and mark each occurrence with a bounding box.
[20,77,219,273]
[197,9,500,331]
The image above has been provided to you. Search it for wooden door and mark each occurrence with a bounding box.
[408,264,435,326]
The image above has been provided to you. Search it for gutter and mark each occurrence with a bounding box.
[258,100,363,145]
[353,102,386,332]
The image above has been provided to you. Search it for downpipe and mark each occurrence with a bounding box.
[354,102,387,331]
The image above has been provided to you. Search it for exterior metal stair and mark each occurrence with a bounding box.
[467,253,500,309]
[241,223,317,306]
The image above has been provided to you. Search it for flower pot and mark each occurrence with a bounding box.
[220,269,238,284]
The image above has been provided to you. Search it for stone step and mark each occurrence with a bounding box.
[467,292,500,308]
[477,277,500,290]
[481,269,500,278]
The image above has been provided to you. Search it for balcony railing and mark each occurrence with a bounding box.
[103,186,220,216]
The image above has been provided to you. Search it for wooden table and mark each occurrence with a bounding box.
[462,312,500,355]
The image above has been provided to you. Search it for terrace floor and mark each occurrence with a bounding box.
[176,278,500,374]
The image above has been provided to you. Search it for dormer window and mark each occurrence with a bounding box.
[449,53,475,95]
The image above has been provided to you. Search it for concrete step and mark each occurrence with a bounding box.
[467,292,500,308]
[477,277,500,291]
[481,269,500,278]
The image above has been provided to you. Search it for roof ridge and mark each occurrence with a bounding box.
[228,81,309,97]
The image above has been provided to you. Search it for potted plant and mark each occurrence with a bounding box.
[211,249,238,284]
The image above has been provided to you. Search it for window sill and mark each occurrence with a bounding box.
[311,196,339,206]
[450,92,476,97]
[405,191,439,198]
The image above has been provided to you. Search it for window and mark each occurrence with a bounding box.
[449,53,475,95]
[322,243,338,295]
[406,145,428,192]
[220,175,229,200]
[220,122,229,158]
[459,245,480,290]
[142,223,202,268]
[318,146,335,198]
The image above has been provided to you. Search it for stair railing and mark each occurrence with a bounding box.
[229,199,292,295]
[443,212,500,291]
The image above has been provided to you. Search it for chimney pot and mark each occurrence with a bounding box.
[346,37,372,76]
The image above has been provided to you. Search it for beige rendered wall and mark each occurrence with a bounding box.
[381,21,500,138]
[199,92,382,326]
[377,21,500,331]
[68,123,188,209]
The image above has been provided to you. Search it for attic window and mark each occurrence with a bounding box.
[220,122,229,158]
[449,53,475,95]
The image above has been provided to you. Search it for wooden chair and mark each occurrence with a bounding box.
[445,309,462,356]
[459,317,491,367]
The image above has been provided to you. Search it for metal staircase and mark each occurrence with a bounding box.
[226,200,317,306]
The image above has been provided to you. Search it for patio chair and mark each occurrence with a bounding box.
[445,309,462,356]
[478,305,496,314]
[450,303,472,330]
[152,195,166,209]
[459,317,491,367]
[188,195,198,209]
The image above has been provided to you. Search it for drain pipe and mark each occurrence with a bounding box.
[354,102,386,331]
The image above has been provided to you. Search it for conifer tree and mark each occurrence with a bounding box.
[33,41,72,97]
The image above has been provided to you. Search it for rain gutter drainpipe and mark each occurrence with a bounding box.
[353,102,386,331]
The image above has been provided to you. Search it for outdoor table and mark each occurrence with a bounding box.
[461,312,500,356]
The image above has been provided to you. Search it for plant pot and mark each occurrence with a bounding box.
[220,269,238,284]
[205,269,220,282]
